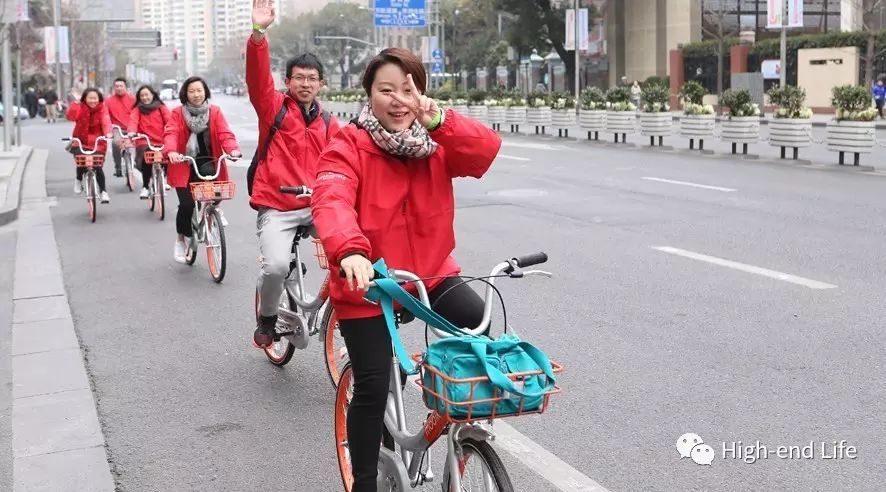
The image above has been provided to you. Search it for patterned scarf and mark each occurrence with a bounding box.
[357,104,438,159]
[138,99,163,115]
[183,102,210,158]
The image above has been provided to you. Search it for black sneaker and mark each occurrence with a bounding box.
[253,315,277,348]
[114,169,123,177]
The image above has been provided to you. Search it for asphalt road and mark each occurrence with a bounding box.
[18,93,886,491]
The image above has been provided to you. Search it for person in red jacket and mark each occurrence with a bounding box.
[165,77,242,263]
[128,85,171,199]
[106,77,136,177]
[311,48,502,491]
[248,0,341,348]
[66,87,112,203]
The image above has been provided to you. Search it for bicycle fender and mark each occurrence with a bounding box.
[377,447,409,490]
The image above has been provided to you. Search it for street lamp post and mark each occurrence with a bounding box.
[453,8,459,90]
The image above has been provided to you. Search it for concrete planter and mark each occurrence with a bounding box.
[639,112,672,137]
[769,118,812,160]
[826,120,875,165]
[680,114,715,139]
[720,116,760,144]
[467,105,488,122]
[450,104,469,114]
[605,111,636,143]
[487,106,507,124]
[551,109,576,128]
[345,102,364,119]
[526,107,552,126]
[579,110,607,131]
[505,106,527,124]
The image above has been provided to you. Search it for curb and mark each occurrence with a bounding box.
[0,147,34,227]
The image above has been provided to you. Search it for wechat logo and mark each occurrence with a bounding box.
[677,433,715,466]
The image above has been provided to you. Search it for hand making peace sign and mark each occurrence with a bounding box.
[386,73,441,129]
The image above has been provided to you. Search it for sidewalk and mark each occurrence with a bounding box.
[0,146,33,226]
[3,148,115,491]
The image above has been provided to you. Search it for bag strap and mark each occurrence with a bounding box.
[321,109,331,139]
[469,342,556,398]
[375,278,419,375]
[370,274,468,339]
[261,102,289,161]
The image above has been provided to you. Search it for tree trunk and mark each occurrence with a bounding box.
[865,31,876,88]
[717,44,724,101]
[552,42,575,93]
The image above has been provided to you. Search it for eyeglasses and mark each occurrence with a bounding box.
[291,76,320,84]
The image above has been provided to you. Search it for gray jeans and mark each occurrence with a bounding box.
[256,207,315,317]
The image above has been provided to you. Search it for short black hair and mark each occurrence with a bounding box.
[179,76,211,105]
[114,77,128,86]
[80,88,104,104]
[132,85,163,108]
[286,53,324,81]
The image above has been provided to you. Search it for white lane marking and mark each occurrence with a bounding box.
[405,380,608,491]
[641,177,736,192]
[652,246,838,290]
[498,154,531,161]
[501,141,568,151]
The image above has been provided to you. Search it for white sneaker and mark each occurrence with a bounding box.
[100,191,110,203]
[218,209,229,227]
[139,188,150,199]
[74,180,83,194]
[173,239,187,264]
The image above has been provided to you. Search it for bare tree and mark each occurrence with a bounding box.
[701,0,738,99]
[859,0,886,87]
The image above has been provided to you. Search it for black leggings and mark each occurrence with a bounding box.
[338,276,485,492]
[136,147,152,190]
[175,186,195,237]
[76,167,106,192]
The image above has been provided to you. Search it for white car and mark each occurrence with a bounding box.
[159,88,175,101]
[0,102,30,121]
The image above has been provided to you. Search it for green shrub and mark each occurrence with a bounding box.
[580,87,606,110]
[720,88,760,117]
[831,85,877,121]
[679,81,706,105]
[549,91,576,109]
[640,83,670,112]
[527,91,549,108]
[767,85,812,119]
[467,89,487,105]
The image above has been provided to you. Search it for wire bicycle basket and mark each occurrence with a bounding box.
[75,155,105,168]
[190,181,236,202]
[313,239,329,270]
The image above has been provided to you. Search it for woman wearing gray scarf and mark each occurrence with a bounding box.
[164,76,241,264]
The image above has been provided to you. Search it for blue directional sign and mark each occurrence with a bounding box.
[432,62,444,74]
[432,48,443,61]
[374,0,427,28]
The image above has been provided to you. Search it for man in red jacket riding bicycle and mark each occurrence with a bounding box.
[247,0,341,349]
[106,77,136,177]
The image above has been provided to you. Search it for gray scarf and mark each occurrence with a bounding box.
[184,102,210,157]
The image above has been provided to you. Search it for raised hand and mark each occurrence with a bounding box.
[252,0,275,30]
[387,73,440,128]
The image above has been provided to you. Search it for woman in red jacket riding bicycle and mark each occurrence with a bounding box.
[66,87,112,203]
[128,85,171,200]
[165,76,241,264]
[311,48,502,491]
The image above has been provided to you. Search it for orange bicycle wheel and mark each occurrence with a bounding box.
[321,304,348,389]
[334,363,355,492]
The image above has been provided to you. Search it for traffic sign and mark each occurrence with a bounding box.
[432,62,444,74]
[374,0,427,28]
[432,48,443,61]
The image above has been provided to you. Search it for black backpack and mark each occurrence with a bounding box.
[247,102,332,196]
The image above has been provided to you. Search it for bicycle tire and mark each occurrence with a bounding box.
[157,177,165,221]
[124,152,135,192]
[334,363,355,492]
[206,208,226,283]
[442,438,514,492]
[86,173,96,223]
[148,168,156,211]
[185,235,198,266]
[319,302,347,389]
[256,288,296,366]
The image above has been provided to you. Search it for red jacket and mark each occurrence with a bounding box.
[105,93,136,129]
[66,101,112,153]
[128,104,171,149]
[162,105,239,188]
[246,36,340,212]
[312,109,502,320]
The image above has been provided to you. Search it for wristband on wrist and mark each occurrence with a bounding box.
[425,109,443,130]
[252,23,268,34]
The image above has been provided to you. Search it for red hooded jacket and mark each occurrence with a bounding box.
[245,36,340,212]
[128,103,171,149]
[66,101,112,153]
[311,109,502,320]
[163,105,239,188]
[105,93,136,129]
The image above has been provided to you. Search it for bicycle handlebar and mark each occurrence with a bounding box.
[179,153,239,181]
[61,136,112,155]
[338,251,551,338]
[129,133,165,152]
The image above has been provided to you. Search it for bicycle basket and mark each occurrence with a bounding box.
[144,151,165,164]
[74,155,105,168]
[313,239,329,270]
[412,353,562,423]
[190,181,236,202]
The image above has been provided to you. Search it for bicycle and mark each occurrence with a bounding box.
[113,125,137,192]
[129,133,166,220]
[334,253,562,492]
[61,136,112,223]
[180,154,237,283]
[254,186,349,387]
